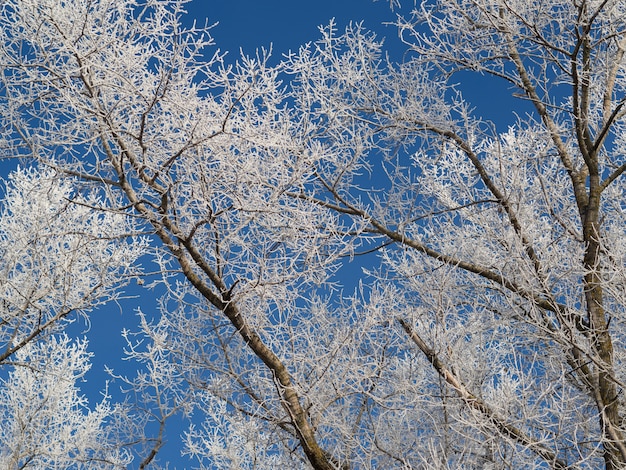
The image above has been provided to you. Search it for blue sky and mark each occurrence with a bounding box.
[186,0,399,59]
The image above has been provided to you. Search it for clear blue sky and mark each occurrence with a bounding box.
[186,0,399,59]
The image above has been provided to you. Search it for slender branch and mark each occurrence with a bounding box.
[397,317,569,470]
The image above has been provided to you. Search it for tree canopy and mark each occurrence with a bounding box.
[0,0,625,468]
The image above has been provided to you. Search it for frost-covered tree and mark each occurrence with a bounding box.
[285,2,626,467]
[0,166,147,467]
[0,0,624,469]
[0,335,130,469]
[0,167,146,362]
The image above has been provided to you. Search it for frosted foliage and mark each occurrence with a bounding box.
[281,0,626,467]
[0,167,146,357]
[0,0,348,301]
[184,392,306,470]
[0,335,130,469]
[0,0,624,469]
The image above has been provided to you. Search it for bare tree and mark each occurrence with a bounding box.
[0,0,624,469]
